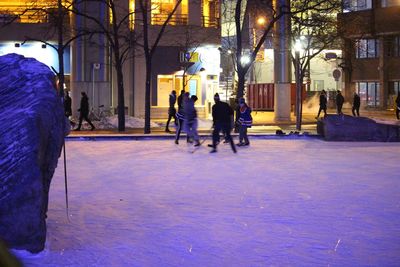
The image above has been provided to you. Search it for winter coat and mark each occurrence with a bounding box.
[212,100,233,124]
[238,104,253,127]
[79,94,89,116]
[336,93,344,106]
[396,95,400,108]
[353,94,360,108]
[184,98,197,122]
[319,94,327,108]
[64,95,72,116]
[169,93,177,108]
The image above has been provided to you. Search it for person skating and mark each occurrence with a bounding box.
[175,91,188,144]
[210,93,236,153]
[396,92,400,120]
[184,95,200,146]
[165,90,177,132]
[315,90,327,119]
[75,92,95,131]
[336,90,344,115]
[237,98,252,146]
[352,92,360,117]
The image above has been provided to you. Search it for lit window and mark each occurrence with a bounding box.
[202,0,219,28]
[0,0,67,24]
[151,0,188,26]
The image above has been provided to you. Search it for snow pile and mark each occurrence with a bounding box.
[107,115,161,128]
[13,139,400,266]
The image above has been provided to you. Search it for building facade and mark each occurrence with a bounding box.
[338,0,400,109]
[0,0,221,119]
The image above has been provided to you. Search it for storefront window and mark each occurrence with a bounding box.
[357,82,380,107]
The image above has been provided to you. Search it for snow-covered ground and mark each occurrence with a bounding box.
[13,139,400,266]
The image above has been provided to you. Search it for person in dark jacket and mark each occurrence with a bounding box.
[75,92,95,131]
[336,90,345,115]
[315,90,327,119]
[165,90,177,132]
[175,91,188,144]
[396,92,400,120]
[352,92,361,117]
[210,93,236,153]
[184,95,200,146]
[237,97,252,146]
[64,91,72,117]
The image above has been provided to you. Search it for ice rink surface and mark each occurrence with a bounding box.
[15,139,400,266]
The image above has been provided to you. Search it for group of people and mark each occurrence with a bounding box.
[166,90,253,153]
[316,90,361,118]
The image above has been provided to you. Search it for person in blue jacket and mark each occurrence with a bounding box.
[237,97,252,146]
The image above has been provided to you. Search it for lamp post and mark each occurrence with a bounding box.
[294,39,302,131]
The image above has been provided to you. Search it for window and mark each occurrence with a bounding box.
[355,39,379,58]
[151,0,188,26]
[394,81,400,95]
[357,82,380,107]
[381,0,400,7]
[0,0,67,23]
[202,0,220,28]
[314,80,324,91]
[343,0,372,12]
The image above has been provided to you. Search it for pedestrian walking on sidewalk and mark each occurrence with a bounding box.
[237,98,252,146]
[165,90,177,132]
[396,92,400,120]
[184,95,200,146]
[75,92,95,131]
[352,92,360,117]
[175,91,188,144]
[210,93,236,153]
[316,90,327,119]
[336,90,344,115]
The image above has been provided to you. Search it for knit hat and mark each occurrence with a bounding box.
[214,93,220,100]
[239,97,245,104]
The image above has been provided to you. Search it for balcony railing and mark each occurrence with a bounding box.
[0,6,69,24]
[202,16,220,28]
[151,14,188,26]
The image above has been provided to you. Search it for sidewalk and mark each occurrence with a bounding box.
[67,108,399,138]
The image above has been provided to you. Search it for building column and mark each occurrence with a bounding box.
[379,36,388,109]
[273,0,291,122]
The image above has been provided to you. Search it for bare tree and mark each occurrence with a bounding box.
[136,0,183,134]
[70,0,136,132]
[290,0,342,129]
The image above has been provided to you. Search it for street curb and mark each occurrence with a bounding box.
[65,133,322,141]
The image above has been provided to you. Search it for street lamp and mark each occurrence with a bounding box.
[294,39,302,131]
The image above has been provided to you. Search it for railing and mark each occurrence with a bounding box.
[151,14,188,26]
[202,16,220,28]
[0,6,69,24]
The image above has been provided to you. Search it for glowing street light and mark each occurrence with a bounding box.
[240,54,251,66]
[257,16,266,26]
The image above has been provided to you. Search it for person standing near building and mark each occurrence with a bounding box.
[237,97,252,146]
[165,90,177,132]
[175,91,187,144]
[336,90,344,115]
[210,93,236,153]
[316,90,327,119]
[64,91,75,128]
[184,95,200,146]
[75,92,95,131]
[396,92,400,120]
[352,92,360,117]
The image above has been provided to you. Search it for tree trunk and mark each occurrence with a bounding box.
[144,59,151,134]
[237,69,246,99]
[116,59,126,132]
